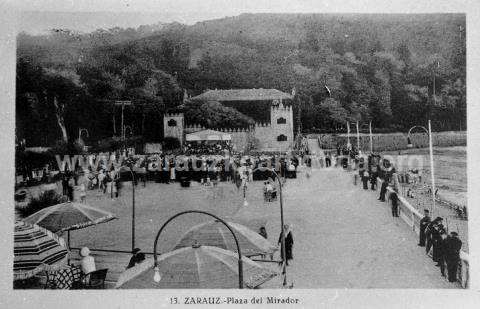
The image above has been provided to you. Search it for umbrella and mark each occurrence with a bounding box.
[173,221,277,257]
[23,202,117,247]
[24,202,116,233]
[115,245,278,289]
[14,221,69,280]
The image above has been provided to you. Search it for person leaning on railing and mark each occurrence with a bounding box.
[443,231,463,283]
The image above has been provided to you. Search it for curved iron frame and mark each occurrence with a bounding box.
[152,210,244,288]
[406,123,436,216]
[266,168,288,287]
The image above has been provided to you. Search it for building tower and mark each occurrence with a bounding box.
[270,100,294,152]
[163,113,185,145]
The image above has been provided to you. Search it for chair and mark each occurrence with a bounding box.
[43,271,56,289]
[83,268,109,289]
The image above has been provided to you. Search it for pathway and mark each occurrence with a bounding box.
[236,166,458,288]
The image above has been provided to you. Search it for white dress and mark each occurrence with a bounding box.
[81,256,96,274]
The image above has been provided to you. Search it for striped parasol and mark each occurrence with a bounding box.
[115,245,278,289]
[14,221,69,280]
[173,221,277,257]
[23,202,117,234]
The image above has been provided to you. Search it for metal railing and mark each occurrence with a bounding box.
[377,177,469,288]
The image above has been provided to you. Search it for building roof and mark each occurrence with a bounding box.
[191,89,293,102]
[186,129,232,141]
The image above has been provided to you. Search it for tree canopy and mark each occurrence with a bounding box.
[16,13,466,146]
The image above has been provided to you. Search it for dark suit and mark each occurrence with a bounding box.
[278,231,294,264]
[432,224,446,263]
[425,222,435,255]
[418,216,431,246]
[444,235,462,282]
[389,191,399,217]
[379,175,390,201]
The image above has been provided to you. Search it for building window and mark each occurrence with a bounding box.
[277,117,287,124]
[277,134,287,142]
[167,119,177,127]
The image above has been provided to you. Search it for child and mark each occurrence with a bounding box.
[79,182,86,203]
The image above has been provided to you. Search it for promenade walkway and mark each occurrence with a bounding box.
[236,167,458,288]
[68,146,458,288]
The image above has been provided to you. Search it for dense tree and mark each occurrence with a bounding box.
[16,13,466,146]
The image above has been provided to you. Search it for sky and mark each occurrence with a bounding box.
[9,0,472,34]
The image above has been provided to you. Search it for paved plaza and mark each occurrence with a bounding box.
[69,159,457,289]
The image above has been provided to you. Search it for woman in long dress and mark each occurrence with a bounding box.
[278,224,294,266]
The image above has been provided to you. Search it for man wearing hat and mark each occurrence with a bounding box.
[127,248,145,269]
[443,231,463,283]
[425,217,442,256]
[418,209,431,247]
[431,217,446,264]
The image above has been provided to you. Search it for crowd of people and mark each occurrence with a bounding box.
[183,141,232,155]
[350,149,464,285]
[418,211,463,283]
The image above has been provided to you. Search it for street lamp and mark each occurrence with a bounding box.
[406,121,436,216]
[152,210,244,288]
[355,121,374,154]
[263,167,288,287]
[125,163,136,253]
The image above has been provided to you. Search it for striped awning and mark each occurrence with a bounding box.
[14,221,69,280]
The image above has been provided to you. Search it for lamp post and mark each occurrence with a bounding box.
[346,121,351,149]
[407,121,436,215]
[264,167,288,287]
[152,210,244,288]
[126,164,136,253]
[355,122,374,154]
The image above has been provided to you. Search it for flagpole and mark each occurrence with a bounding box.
[369,121,373,153]
[428,120,436,216]
[347,122,350,148]
[356,121,360,153]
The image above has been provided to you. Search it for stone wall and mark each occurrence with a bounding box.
[315,131,466,152]
[254,123,274,151]
[165,101,295,152]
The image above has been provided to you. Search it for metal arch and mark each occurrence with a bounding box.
[152,210,244,288]
[265,168,287,287]
[124,125,133,137]
[407,125,428,137]
[78,128,89,139]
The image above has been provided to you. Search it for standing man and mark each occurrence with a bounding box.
[431,217,446,264]
[425,218,439,256]
[444,231,462,283]
[370,164,378,190]
[389,188,399,217]
[418,209,431,247]
[378,174,389,202]
[278,224,294,266]
[437,233,447,277]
